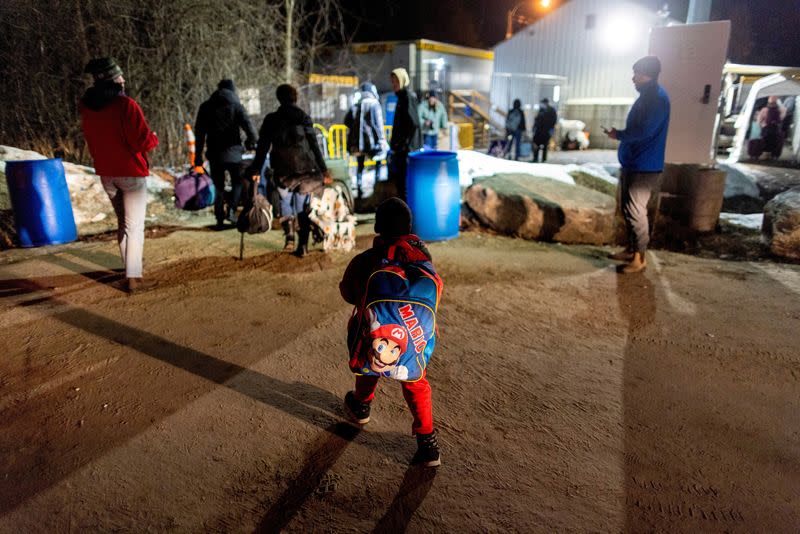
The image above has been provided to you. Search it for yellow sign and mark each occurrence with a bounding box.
[352,43,395,54]
[308,73,358,86]
[416,40,494,60]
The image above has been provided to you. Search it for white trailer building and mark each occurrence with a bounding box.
[491,0,676,148]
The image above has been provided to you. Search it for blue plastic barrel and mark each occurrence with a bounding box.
[5,158,78,247]
[407,150,460,241]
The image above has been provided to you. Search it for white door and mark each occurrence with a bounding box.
[649,21,731,165]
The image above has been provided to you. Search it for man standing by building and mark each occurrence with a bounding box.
[388,68,421,201]
[605,56,670,274]
[532,98,557,162]
[418,91,448,149]
[194,79,258,229]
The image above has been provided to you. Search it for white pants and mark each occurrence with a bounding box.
[101,176,148,278]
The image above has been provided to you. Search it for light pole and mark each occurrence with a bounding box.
[505,1,552,40]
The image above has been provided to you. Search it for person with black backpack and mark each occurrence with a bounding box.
[505,99,526,160]
[339,198,443,467]
[248,84,330,257]
[194,79,258,230]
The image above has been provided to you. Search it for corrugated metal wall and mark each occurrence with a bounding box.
[491,0,667,133]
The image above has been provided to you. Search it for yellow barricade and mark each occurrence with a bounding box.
[328,124,348,160]
[456,122,474,150]
[314,123,394,169]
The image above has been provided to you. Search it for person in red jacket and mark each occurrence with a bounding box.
[80,58,158,293]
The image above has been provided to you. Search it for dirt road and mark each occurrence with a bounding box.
[1,226,798,532]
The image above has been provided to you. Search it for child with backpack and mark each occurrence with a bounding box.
[339,198,443,467]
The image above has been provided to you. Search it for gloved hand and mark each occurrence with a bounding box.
[193,165,205,174]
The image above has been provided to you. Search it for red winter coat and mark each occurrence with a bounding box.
[80,91,158,177]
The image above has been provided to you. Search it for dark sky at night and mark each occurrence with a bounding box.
[338,0,800,66]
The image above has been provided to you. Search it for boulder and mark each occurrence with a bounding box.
[762,186,800,260]
[463,173,616,245]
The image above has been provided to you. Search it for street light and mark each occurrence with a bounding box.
[505,1,554,39]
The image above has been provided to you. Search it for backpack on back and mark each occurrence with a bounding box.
[270,123,319,181]
[506,109,522,132]
[347,245,443,382]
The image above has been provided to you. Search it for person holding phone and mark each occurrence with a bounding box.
[605,56,671,274]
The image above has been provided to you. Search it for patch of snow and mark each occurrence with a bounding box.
[456,150,576,187]
[565,163,619,185]
[719,212,763,230]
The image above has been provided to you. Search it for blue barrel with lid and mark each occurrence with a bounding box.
[5,158,78,247]
[406,150,460,241]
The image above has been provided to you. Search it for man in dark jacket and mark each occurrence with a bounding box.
[388,68,421,201]
[505,99,526,160]
[194,79,257,229]
[532,98,558,162]
[606,56,671,274]
[249,84,329,257]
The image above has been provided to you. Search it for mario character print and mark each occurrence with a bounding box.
[367,309,410,380]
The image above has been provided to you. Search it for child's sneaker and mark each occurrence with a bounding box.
[344,391,371,424]
[411,429,441,467]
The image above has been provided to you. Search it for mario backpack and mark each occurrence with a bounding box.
[348,243,443,382]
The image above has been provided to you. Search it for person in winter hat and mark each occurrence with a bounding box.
[605,55,670,274]
[339,197,442,467]
[344,81,387,198]
[387,68,422,201]
[249,84,330,257]
[80,57,159,294]
[194,78,258,229]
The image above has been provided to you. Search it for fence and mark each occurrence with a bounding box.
[314,123,473,168]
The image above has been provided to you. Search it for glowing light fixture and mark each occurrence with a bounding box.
[600,11,643,54]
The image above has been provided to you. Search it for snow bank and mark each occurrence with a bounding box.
[719,212,763,230]
[0,145,172,227]
[456,150,575,187]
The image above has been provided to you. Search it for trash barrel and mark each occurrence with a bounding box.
[4,158,77,247]
[407,150,460,241]
[687,168,727,232]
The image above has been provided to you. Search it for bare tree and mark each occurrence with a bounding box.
[0,0,345,166]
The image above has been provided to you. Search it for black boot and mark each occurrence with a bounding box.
[281,217,296,252]
[411,429,441,467]
[292,215,310,258]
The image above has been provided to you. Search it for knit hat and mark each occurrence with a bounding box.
[633,56,661,79]
[391,68,410,89]
[84,58,123,81]
[370,324,409,354]
[217,79,235,91]
[375,197,412,237]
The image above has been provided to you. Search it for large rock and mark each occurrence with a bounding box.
[463,173,616,245]
[762,186,800,260]
[721,162,800,213]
